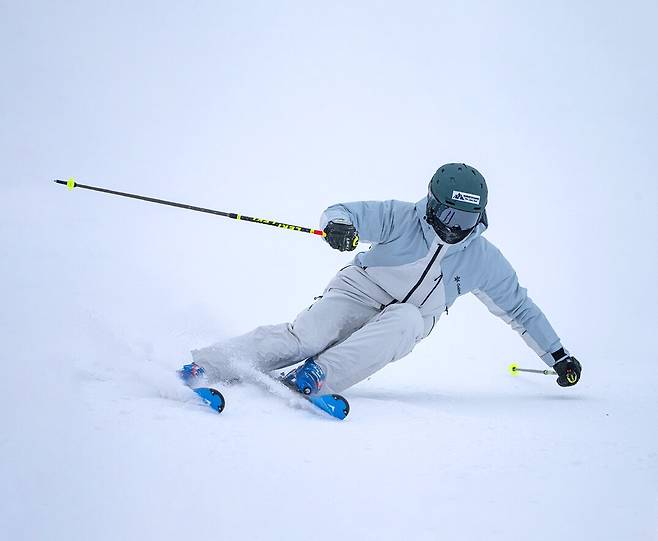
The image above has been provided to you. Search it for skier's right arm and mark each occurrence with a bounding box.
[320,200,399,247]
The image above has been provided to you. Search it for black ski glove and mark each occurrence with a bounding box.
[324,220,359,252]
[552,349,582,387]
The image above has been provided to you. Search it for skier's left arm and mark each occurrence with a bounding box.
[472,244,582,386]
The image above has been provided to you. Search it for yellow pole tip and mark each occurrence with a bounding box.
[508,363,519,376]
[67,178,75,190]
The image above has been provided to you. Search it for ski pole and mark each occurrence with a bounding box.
[53,178,327,238]
[508,363,557,376]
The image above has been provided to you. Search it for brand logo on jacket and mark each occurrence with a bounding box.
[452,191,480,204]
[454,275,462,295]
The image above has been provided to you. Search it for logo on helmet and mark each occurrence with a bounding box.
[452,191,480,204]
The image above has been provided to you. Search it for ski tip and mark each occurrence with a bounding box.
[308,394,350,420]
[193,387,225,413]
[332,394,350,419]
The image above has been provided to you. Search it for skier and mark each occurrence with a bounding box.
[181,163,582,396]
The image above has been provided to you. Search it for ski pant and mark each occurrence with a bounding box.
[191,266,434,394]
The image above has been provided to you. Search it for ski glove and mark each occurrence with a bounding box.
[324,220,359,252]
[552,349,582,387]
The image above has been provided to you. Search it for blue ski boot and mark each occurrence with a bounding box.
[283,358,326,395]
[178,361,206,386]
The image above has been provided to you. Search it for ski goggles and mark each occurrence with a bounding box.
[427,192,481,230]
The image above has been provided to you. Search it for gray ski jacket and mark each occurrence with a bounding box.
[320,198,565,366]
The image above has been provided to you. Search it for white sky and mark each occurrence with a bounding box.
[2,0,657,364]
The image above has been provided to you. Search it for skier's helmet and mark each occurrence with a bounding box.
[426,163,488,244]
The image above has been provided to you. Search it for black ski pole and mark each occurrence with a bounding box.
[53,178,327,238]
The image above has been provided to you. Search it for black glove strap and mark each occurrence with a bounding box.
[551,347,567,363]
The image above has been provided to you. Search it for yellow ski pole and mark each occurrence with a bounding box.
[54,178,327,238]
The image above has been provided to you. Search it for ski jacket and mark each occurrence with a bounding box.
[320,198,564,366]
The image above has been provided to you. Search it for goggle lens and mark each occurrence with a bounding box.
[428,193,481,230]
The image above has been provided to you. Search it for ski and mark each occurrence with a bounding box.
[177,362,349,419]
[304,393,350,420]
[192,387,225,413]
[278,377,350,420]
[178,363,225,414]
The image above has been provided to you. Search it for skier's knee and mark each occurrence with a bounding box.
[381,303,424,340]
[288,322,328,358]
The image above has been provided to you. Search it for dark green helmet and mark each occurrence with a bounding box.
[429,163,488,211]
[426,163,488,244]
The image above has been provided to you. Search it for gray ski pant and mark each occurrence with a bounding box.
[191,266,433,394]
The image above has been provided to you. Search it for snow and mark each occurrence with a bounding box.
[3,330,656,540]
[2,2,658,540]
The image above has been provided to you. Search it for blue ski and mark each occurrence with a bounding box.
[192,387,225,413]
[178,363,225,413]
[306,393,350,420]
[177,362,349,419]
[278,377,350,420]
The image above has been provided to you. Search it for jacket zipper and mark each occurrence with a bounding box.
[401,245,443,303]
[419,274,443,307]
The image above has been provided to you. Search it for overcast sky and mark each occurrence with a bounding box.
[2,1,657,367]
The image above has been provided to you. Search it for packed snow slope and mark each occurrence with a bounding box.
[2,2,658,540]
